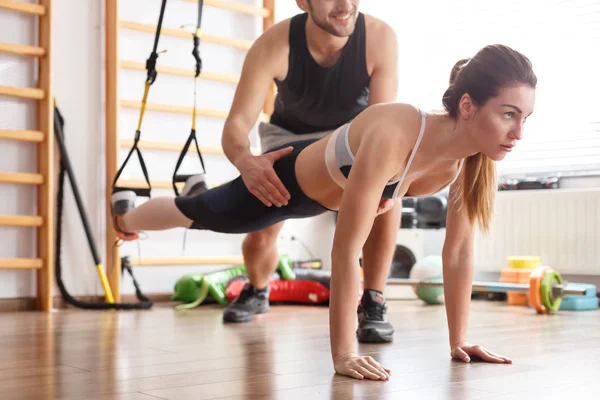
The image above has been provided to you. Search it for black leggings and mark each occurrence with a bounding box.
[174,139,331,234]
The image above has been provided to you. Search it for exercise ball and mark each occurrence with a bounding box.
[409,255,444,305]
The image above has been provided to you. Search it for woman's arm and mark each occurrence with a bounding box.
[441,178,475,349]
[442,175,512,364]
[329,124,405,380]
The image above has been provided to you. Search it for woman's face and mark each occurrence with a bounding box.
[466,84,536,161]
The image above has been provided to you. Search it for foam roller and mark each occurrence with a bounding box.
[226,279,330,304]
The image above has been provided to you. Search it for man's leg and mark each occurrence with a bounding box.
[356,199,402,343]
[223,123,330,323]
[223,221,285,323]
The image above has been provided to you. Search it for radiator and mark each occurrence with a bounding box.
[473,188,600,275]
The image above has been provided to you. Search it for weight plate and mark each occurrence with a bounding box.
[507,256,541,269]
[529,266,549,313]
[540,269,563,312]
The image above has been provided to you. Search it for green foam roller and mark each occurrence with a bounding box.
[205,265,247,304]
[277,254,296,280]
[175,278,210,310]
[172,265,247,309]
[172,274,204,303]
[172,254,294,309]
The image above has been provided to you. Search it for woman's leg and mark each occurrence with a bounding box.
[111,191,192,241]
[119,197,193,232]
[111,139,328,240]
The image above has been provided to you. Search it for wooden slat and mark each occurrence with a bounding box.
[116,179,228,190]
[120,100,268,122]
[0,130,44,142]
[120,139,224,153]
[120,99,227,119]
[0,85,45,100]
[36,0,54,312]
[0,258,43,269]
[0,215,43,227]
[186,0,270,17]
[119,139,260,156]
[120,60,240,84]
[117,179,183,190]
[0,0,46,15]
[119,21,253,50]
[0,172,44,185]
[105,0,121,301]
[0,41,45,57]
[130,256,244,267]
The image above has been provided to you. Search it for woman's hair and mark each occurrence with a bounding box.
[442,44,537,233]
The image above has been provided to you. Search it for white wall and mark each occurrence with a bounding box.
[4,1,594,301]
[0,0,339,300]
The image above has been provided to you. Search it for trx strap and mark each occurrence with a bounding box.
[54,102,152,310]
[112,0,168,198]
[172,0,207,196]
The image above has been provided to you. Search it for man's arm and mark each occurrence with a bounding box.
[359,20,401,282]
[221,32,279,168]
[367,21,399,105]
[220,23,292,207]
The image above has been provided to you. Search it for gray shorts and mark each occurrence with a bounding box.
[258,122,334,154]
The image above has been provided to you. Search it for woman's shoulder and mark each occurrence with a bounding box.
[354,102,424,144]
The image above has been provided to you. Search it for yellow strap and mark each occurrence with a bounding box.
[136,82,151,132]
[191,76,198,130]
[96,264,115,304]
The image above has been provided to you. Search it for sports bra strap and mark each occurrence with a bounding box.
[392,109,427,198]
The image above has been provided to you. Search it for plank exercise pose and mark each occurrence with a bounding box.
[216,0,401,340]
[111,43,537,380]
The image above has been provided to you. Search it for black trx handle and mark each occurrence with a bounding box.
[172,129,207,196]
[173,0,207,196]
[112,129,153,198]
[112,0,168,198]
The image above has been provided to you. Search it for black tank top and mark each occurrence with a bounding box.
[269,12,370,134]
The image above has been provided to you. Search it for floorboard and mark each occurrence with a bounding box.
[0,298,598,400]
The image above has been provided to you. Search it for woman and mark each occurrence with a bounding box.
[112,43,537,381]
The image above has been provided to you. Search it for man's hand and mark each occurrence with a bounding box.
[236,146,294,207]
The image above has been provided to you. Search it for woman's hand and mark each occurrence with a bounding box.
[334,353,391,381]
[451,342,513,364]
[376,198,395,216]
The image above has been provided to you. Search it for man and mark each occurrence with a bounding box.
[219,0,401,343]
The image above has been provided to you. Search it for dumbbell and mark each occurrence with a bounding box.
[387,266,590,314]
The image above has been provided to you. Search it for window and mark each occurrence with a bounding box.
[363,0,600,177]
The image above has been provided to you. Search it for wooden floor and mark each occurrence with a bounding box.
[1,298,599,400]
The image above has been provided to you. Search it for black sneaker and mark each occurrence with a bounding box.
[356,289,394,343]
[110,190,138,241]
[223,283,270,323]
[180,174,209,197]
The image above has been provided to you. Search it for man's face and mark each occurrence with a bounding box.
[302,0,360,37]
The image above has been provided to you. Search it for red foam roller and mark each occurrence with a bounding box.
[226,279,330,304]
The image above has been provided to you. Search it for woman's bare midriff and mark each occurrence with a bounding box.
[294,135,346,210]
